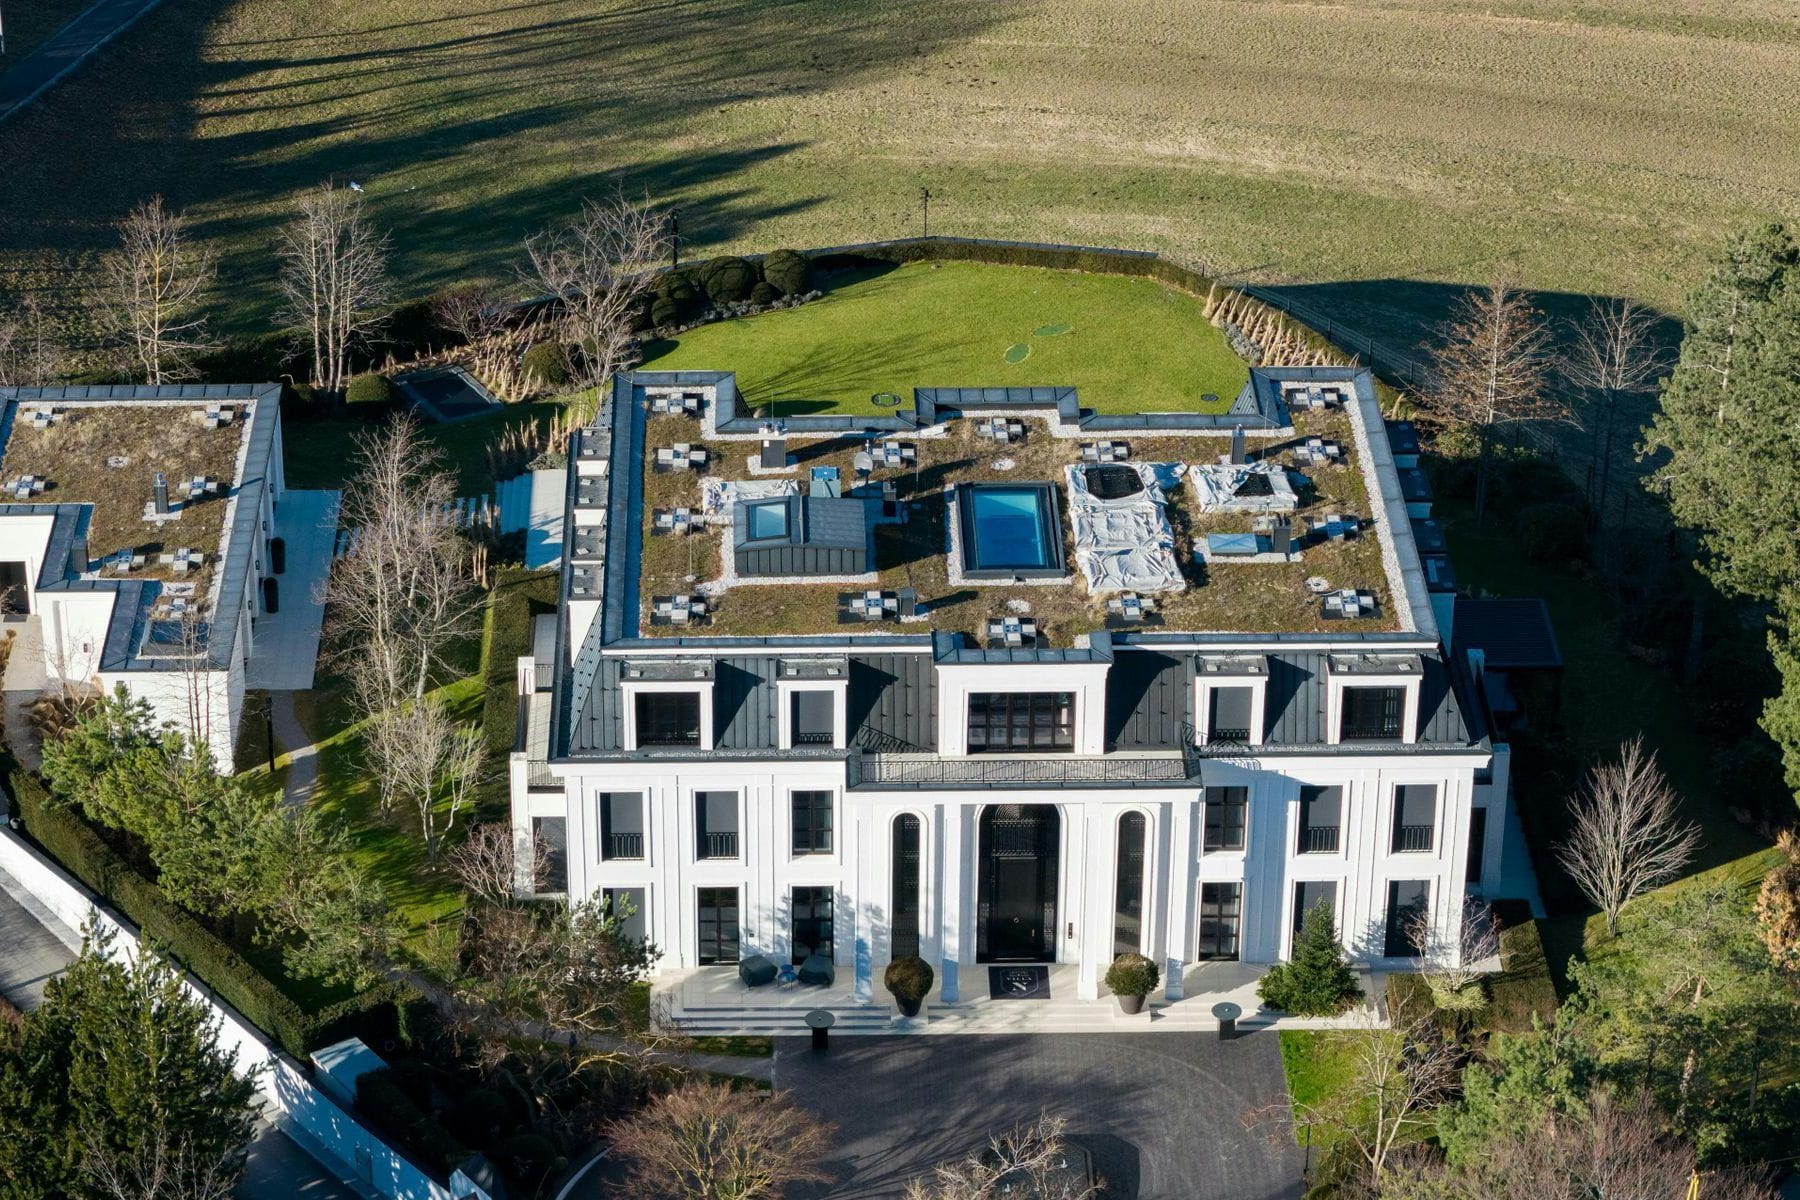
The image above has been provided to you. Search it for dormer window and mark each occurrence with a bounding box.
[620,660,715,751]
[635,693,701,746]
[1194,654,1268,747]
[1326,654,1422,745]
[776,659,849,750]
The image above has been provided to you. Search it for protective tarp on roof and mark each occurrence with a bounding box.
[1188,460,1303,514]
[705,476,797,517]
[1064,462,1186,594]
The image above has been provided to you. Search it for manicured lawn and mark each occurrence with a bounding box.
[283,400,564,493]
[1279,1030,1362,1147]
[643,261,1246,414]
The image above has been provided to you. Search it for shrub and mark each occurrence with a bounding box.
[1515,502,1589,567]
[357,1068,471,1175]
[444,1086,516,1148]
[761,248,808,296]
[649,296,681,328]
[491,1132,563,1193]
[282,380,317,411]
[5,760,420,1058]
[883,955,934,1003]
[748,280,779,305]
[1103,952,1160,998]
[520,342,570,389]
[1257,902,1363,1016]
[699,256,758,303]
[1483,907,1559,1035]
[344,373,394,408]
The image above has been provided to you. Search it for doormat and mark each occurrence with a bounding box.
[988,965,1051,1000]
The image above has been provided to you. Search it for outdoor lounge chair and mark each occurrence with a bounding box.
[739,955,778,988]
[797,953,835,987]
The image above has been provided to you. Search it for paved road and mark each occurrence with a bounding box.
[771,1033,1303,1200]
[0,0,165,124]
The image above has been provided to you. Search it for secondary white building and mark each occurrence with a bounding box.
[512,367,1526,1023]
[0,384,289,771]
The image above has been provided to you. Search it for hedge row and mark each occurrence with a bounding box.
[481,567,561,758]
[6,765,420,1060]
[1487,903,1560,1034]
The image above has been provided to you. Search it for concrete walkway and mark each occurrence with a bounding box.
[270,691,320,809]
[0,862,79,1010]
[0,0,165,124]
[246,490,340,691]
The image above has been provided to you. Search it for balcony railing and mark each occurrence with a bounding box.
[857,754,1188,787]
[1392,824,1435,853]
[1298,825,1341,854]
[698,831,739,859]
[1207,727,1251,743]
[604,832,644,860]
[793,729,835,746]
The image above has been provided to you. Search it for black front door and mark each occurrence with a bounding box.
[697,887,739,964]
[978,805,1059,962]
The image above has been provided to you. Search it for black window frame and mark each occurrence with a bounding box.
[791,790,835,855]
[695,791,739,860]
[1198,881,1242,961]
[1297,786,1342,855]
[891,814,922,959]
[696,887,740,965]
[635,691,703,747]
[1292,880,1338,937]
[1466,806,1488,884]
[791,885,835,964]
[1203,786,1247,853]
[790,690,837,747]
[1392,784,1437,853]
[1340,685,1404,741]
[532,816,567,893]
[601,886,647,945]
[600,792,645,861]
[1385,879,1430,957]
[1206,685,1255,743]
[1112,812,1147,957]
[967,692,1075,754]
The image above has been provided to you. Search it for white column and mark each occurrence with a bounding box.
[1076,805,1105,1001]
[1165,796,1195,1000]
[939,803,963,1005]
[852,806,874,1004]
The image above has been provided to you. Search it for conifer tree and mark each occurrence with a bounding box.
[1257,902,1363,1015]
[1641,223,1800,800]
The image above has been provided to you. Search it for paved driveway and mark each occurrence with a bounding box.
[773,1033,1302,1200]
[0,867,77,1010]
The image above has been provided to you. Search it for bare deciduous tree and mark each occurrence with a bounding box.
[1556,736,1698,937]
[521,194,669,411]
[1406,899,1499,1010]
[364,697,484,854]
[277,183,392,396]
[324,417,481,719]
[1377,1091,1775,1200]
[1565,298,1666,531]
[608,1082,833,1200]
[448,821,548,905]
[1425,279,1565,523]
[0,293,67,387]
[904,1113,1102,1200]
[102,197,216,384]
[82,1122,244,1200]
[431,283,511,346]
[1256,1016,1461,1189]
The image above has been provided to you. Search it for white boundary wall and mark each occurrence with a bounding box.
[0,825,485,1200]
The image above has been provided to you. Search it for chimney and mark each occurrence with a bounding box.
[152,472,170,515]
[1229,425,1247,465]
[1271,518,1291,556]
[760,437,786,471]
[897,587,918,619]
[70,533,89,575]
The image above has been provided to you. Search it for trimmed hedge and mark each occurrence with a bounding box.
[520,342,570,389]
[345,373,395,407]
[481,567,562,757]
[761,248,808,296]
[357,1068,470,1178]
[6,764,421,1060]
[1486,903,1559,1034]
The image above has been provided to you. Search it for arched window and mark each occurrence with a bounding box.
[1113,812,1147,957]
[892,814,922,959]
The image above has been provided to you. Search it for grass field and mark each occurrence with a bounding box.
[643,261,1247,413]
[2,0,1798,353]
[0,0,95,66]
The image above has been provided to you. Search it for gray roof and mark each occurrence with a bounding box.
[1454,598,1563,670]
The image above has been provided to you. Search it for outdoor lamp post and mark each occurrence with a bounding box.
[668,209,680,269]
[920,187,931,238]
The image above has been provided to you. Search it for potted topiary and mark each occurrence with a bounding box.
[1104,953,1160,1015]
[884,954,934,1018]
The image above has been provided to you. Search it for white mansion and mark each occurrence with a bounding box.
[510,365,1533,1019]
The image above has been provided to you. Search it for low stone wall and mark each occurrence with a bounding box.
[0,826,475,1200]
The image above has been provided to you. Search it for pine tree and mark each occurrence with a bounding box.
[0,922,257,1198]
[1641,224,1800,800]
[1257,902,1363,1015]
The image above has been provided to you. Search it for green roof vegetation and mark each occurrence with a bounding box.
[642,262,1248,415]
